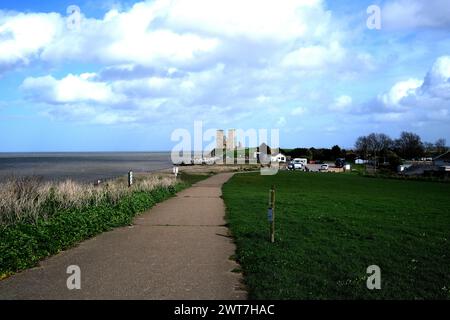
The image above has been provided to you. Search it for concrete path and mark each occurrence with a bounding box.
[0,173,247,300]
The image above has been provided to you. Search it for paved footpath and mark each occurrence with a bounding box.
[0,173,247,300]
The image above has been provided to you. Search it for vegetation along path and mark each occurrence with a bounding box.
[0,173,246,299]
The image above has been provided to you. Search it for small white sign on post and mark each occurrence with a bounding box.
[128,170,133,187]
[268,185,276,243]
[267,208,273,222]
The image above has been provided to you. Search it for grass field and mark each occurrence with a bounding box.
[222,171,450,299]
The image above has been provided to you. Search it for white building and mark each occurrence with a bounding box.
[355,158,369,164]
[271,153,286,163]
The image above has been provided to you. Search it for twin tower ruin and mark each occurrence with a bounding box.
[216,129,241,151]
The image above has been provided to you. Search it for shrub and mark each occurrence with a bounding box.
[0,186,178,276]
[0,175,176,226]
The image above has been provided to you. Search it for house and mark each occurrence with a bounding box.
[271,153,286,163]
[433,151,450,167]
[355,158,368,164]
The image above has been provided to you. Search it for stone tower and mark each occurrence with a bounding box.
[227,129,236,150]
[216,130,225,149]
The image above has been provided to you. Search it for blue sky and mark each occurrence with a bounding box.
[1,0,449,151]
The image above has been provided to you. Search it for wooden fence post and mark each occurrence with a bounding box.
[268,185,276,243]
[128,170,133,187]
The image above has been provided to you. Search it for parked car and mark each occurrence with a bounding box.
[335,158,346,168]
[320,164,329,171]
[288,158,306,170]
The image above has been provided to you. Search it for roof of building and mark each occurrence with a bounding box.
[433,151,450,161]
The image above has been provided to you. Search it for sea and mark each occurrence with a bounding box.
[0,152,174,183]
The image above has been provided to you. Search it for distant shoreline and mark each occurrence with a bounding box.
[0,151,172,156]
[0,152,173,183]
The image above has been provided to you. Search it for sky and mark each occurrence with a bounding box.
[0,0,449,152]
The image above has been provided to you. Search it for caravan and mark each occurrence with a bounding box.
[288,158,308,170]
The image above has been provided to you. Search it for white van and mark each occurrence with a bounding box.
[293,158,308,166]
[288,158,308,170]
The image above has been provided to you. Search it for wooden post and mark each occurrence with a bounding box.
[269,185,276,243]
[128,170,133,187]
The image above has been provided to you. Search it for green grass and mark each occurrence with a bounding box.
[222,171,450,299]
[178,172,213,185]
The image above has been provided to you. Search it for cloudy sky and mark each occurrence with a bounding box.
[0,0,449,151]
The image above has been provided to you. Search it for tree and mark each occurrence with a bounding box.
[331,145,343,159]
[288,148,313,160]
[355,133,393,166]
[310,148,332,161]
[355,136,369,158]
[394,132,424,160]
[377,133,394,157]
[424,142,435,157]
[385,150,403,171]
[345,151,357,163]
[435,138,447,155]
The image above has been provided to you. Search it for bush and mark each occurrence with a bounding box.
[386,151,403,171]
[0,186,178,276]
[0,175,176,226]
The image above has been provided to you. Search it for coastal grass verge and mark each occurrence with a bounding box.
[222,171,450,299]
[0,172,208,279]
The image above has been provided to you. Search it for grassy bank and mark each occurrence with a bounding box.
[0,173,206,279]
[222,171,450,299]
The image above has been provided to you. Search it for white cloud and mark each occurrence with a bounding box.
[276,116,287,127]
[383,0,450,30]
[21,65,235,124]
[329,95,352,111]
[0,0,340,72]
[420,56,450,100]
[291,107,307,116]
[282,41,345,69]
[373,112,405,122]
[256,95,270,103]
[377,56,450,112]
[0,2,220,72]
[4,0,379,127]
[39,4,219,67]
[93,112,137,125]
[165,0,330,41]
[0,11,61,72]
[33,0,331,69]
[370,55,450,125]
[379,78,423,108]
[22,73,124,104]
